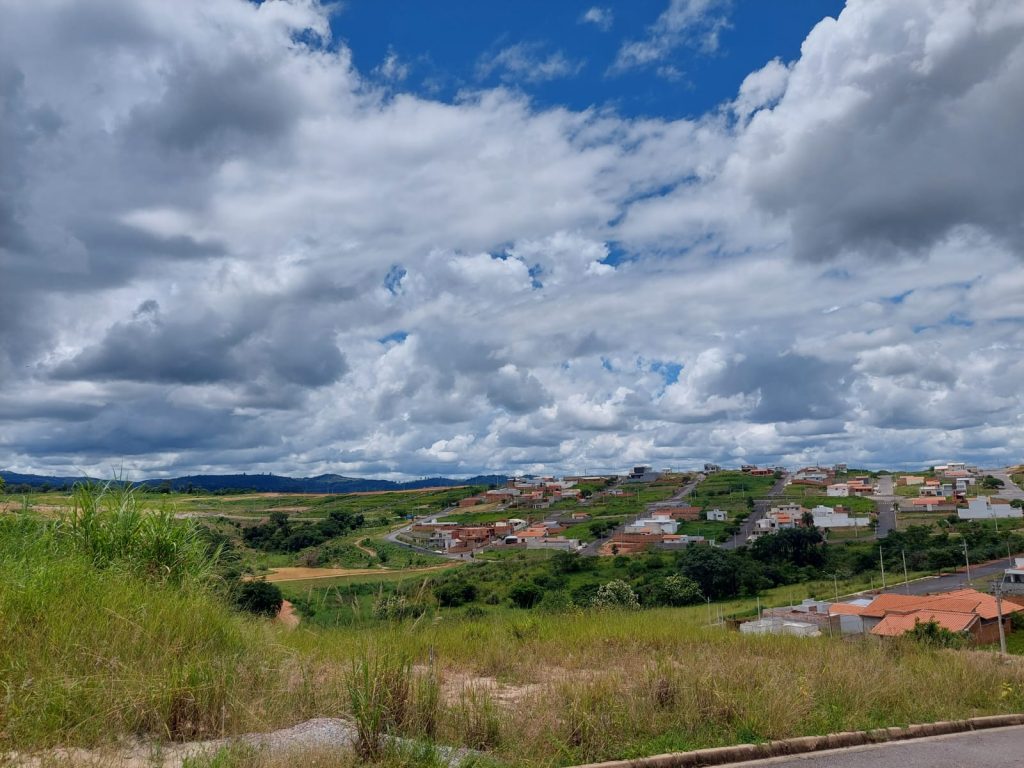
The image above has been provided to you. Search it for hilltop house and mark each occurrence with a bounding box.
[959,496,1021,521]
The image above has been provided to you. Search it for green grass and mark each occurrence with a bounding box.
[8,485,1024,767]
[688,472,777,516]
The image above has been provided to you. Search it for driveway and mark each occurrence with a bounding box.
[720,725,1024,767]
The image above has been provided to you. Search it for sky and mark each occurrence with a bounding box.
[1,0,1024,479]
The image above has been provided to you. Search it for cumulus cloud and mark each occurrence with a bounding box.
[2,0,1024,478]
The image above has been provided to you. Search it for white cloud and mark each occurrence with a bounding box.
[580,7,614,32]
[2,0,1024,479]
[611,0,731,75]
[477,42,583,84]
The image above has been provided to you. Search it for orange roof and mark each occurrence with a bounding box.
[871,610,978,637]
[858,589,1023,621]
[910,497,949,505]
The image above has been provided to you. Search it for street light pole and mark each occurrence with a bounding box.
[963,538,972,585]
[995,580,1008,656]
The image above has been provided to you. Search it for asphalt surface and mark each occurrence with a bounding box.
[721,725,1024,767]
[987,469,1024,500]
[720,475,788,550]
[876,553,1020,596]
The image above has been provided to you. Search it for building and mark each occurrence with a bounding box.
[706,509,728,522]
[525,536,580,552]
[625,515,679,535]
[647,502,701,521]
[764,599,838,632]
[829,589,1024,645]
[826,483,849,497]
[899,475,925,486]
[703,463,721,473]
[908,497,956,513]
[959,496,1021,521]
[809,505,870,528]
[739,617,821,637]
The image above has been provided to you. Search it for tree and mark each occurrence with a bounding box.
[434,580,477,607]
[591,580,640,610]
[234,580,283,616]
[646,574,703,607]
[0,475,5,494]
[509,581,543,609]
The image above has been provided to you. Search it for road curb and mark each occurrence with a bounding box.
[567,713,1024,768]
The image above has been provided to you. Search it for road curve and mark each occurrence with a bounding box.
[720,724,1024,767]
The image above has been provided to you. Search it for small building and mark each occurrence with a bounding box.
[826,483,849,497]
[706,509,728,522]
[739,617,821,637]
[525,536,579,552]
[809,505,870,528]
[900,475,925,486]
[959,497,1021,521]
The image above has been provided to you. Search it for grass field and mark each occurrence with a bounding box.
[7,499,1024,768]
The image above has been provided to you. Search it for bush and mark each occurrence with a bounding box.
[509,581,544,609]
[645,575,703,607]
[233,580,283,617]
[434,580,477,608]
[591,580,639,610]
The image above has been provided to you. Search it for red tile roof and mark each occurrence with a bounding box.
[871,610,978,637]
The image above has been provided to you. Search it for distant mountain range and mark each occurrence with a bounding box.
[0,471,508,494]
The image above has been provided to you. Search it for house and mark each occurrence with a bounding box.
[826,483,849,497]
[740,464,758,473]
[909,497,956,513]
[809,505,870,528]
[647,502,701,521]
[703,463,721,473]
[706,509,728,522]
[958,497,1022,521]
[829,589,1024,645]
[1004,558,1024,593]
[900,475,925,486]
[750,468,774,477]
[525,536,579,552]
[625,515,679,535]
[847,480,875,496]
[833,463,848,473]
[793,467,833,483]
[458,496,484,508]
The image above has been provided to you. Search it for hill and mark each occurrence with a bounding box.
[0,470,507,493]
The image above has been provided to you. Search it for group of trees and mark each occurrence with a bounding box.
[241,510,365,553]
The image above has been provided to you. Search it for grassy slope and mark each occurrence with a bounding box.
[6,507,1024,767]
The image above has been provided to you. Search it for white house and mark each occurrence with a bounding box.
[826,483,849,497]
[809,505,870,528]
[625,517,679,535]
[958,497,1021,520]
[706,509,728,522]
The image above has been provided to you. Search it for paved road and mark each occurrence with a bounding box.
[721,475,788,550]
[722,725,1024,767]
[876,554,1019,596]
[987,469,1024,500]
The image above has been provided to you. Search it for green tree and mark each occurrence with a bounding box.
[646,574,703,607]
[591,579,639,610]
[233,580,283,616]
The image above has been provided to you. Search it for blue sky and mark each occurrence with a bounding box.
[2,0,1024,478]
[335,1,845,119]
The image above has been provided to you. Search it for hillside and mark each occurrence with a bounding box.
[0,470,507,494]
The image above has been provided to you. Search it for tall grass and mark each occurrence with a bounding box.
[57,481,218,584]
[6,497,1024,765]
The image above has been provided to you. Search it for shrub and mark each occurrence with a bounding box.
[645,575,703,607]
[434,580,477,608]
[509,582,543,609]
[233,580,284,617]
[591,580,639,610]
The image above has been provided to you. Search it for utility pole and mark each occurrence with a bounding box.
[832,572,839,603]
[901,549,910,594]
[879,546,887,589]
[963,538,972,585]
[994,580,1008,656]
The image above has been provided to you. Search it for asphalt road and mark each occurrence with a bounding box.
[987,469,1024,500]
[877,553,1019,596]
[722,725,1024,767]
[720,475,788,550]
